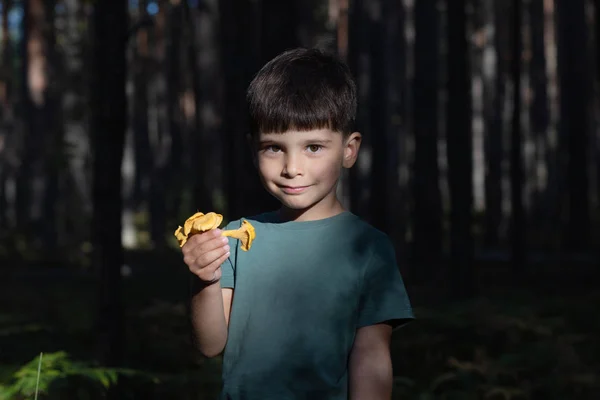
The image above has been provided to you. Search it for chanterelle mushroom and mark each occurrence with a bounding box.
[221,220,256,251]
[174,212,256,251]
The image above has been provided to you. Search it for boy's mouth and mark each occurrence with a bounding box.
[279,185,311,194]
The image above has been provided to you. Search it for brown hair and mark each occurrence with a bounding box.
[246,48,357,137]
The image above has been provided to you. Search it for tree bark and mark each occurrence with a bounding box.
[510,0,525,269]
[446,0,475,298]
[347,0,368,217]
[13,0,61,252]
[528,0,550,235]
[165,1,184,226]
[484,0,509,247]
[15,0,33,237]
[148,4,169,248]
[219,0,271,219]
[259,0,299,65]
[90,0,127,373]
[412,0,442,280]
[366,0,388,233]
[182,0,214,213]
[384,0,408,264]
[132,0,151,211]
[594,0,600,228]
[0,0,13,233]
[555,0,591,251]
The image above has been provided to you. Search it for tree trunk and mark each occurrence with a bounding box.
[62,0,93,255]
[1,0,11,64]
[366,0,388,233]
[148,4,169,248]
[386,0,408,264]
[245,0,299,215]
[0,0,13,233]
[182,0,214,213]
[122,0,151,249]
[132,0,151,211]
[42,0,62,253]
[219,0,268,219]
[259,0,299,64]
[331,0,352,209]
[510,0,525,269]
[13,0,61,253]
[15,0,33,238]
[484,0,509,248]
[594,0,600,228]
[90,0,127,373]
[369,0,407,258]
[528,0,550,238]
[446,0,475,298]
[555,0,591,251]
[165,1,184,226]
[347,0,369,217]
[412,0,442,280]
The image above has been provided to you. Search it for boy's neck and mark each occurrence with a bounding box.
[277,198,346,222]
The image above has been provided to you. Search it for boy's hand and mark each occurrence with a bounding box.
[182,229,231,284]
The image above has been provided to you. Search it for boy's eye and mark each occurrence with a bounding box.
[307,144,322,153]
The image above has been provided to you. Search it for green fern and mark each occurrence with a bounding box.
[0,351,153,399]
[34,352,42,400]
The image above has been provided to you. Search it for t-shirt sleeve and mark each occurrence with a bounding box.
[219,219,240,289]
[356,236,414,331]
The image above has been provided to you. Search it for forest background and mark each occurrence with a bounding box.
[0,0,599,399]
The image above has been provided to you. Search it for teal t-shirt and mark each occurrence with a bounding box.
[218,211,414,399]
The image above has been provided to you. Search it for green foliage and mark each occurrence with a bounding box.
[0,352,151,400]
[390,294,600,399]
[2,263,599,399]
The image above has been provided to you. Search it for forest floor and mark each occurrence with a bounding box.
[1,250,599,399]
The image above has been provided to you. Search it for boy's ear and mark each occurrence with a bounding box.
[343,132,362,168]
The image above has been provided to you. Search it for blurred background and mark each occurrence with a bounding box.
[0,0,599,398]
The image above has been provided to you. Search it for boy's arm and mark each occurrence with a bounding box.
[348,323,393,400]
[190,280,233,358]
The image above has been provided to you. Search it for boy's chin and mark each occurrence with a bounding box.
[276,197,312,210]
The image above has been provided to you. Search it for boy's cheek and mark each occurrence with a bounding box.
[258,158,283,175]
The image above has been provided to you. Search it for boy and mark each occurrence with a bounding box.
[182,48,414,399]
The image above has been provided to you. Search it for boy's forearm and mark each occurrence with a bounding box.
[348,348,393,400]
[190,281,228,357]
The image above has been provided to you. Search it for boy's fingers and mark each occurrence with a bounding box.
[196,252,230,281]
[195,252,229,281]
[183,239,226,269]
[183,254,197,266]
[210,267,222,282]
[182,229,222,254]
[189,235,229,259]
[206,252,231,274]
[193,245,229,272]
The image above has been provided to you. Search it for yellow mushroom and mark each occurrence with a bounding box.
[183,212,205,236]
[174,225,187,245]
[191,212,223,234]
[221,220,256,251]
[174,212,255,251]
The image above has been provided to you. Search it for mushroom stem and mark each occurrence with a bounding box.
[222,220,256,251]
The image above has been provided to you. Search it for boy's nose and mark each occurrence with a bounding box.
[282,155,302,177]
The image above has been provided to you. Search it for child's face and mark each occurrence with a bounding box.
[255,128,361,220]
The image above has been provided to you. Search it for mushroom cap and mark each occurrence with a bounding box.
[239,220,256,251]
[183,212,205,236]
[174,225,187,247]
[175,211,224,247]
[191,212,223,234]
